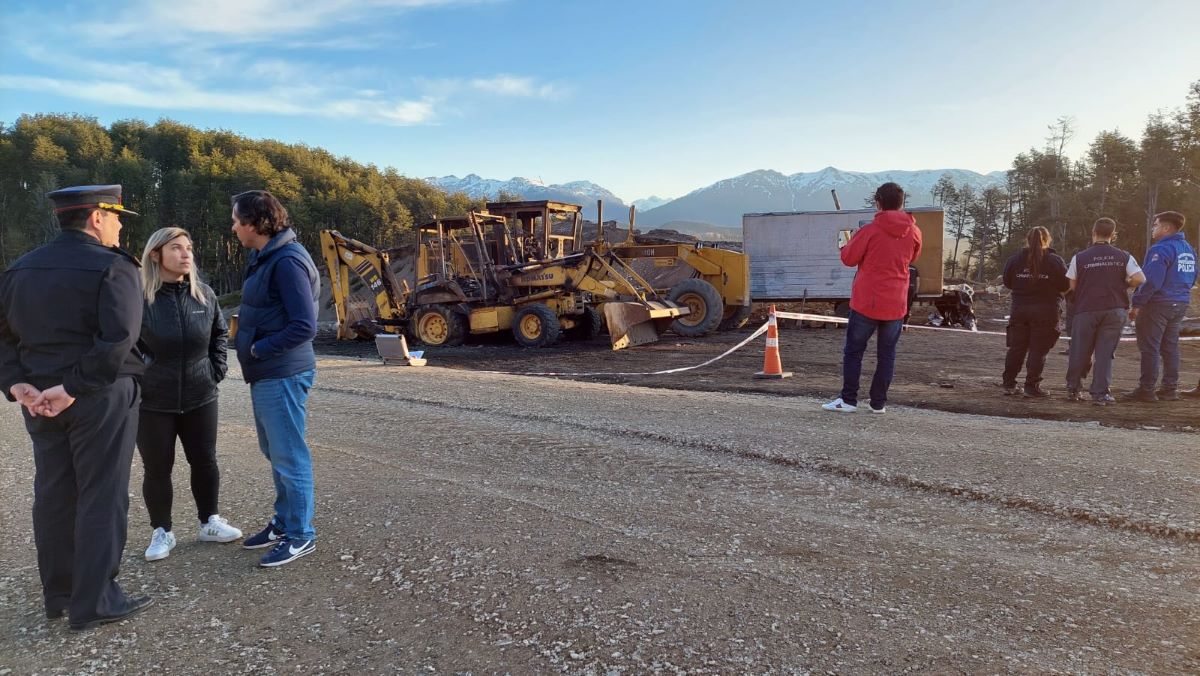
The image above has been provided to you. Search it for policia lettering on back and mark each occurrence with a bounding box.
[0,184,155,630]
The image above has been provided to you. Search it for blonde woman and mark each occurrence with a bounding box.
[138,227,242,561]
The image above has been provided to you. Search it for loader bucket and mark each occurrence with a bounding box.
[603,301,690,350]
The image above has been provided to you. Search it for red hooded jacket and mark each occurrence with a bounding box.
[840,210,923,321]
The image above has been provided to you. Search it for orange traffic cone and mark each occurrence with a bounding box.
[754,305,793,379]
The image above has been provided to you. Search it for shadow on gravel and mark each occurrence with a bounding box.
[569,554,639,570]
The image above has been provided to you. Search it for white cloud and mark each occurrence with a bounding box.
[242,59,313,82]
[418,75,569,101]
[93,0,486,43]
[1,44,567,126]
[0,1,564,127]
[0,74,437,126]
[17,46,194,91]
[319,98,435,125]
[469,75,565,100]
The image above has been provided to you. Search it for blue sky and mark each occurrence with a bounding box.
[2,0,1198,201]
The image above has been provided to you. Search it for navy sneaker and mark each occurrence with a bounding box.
[260,538,315,567]
[242,521,285,550]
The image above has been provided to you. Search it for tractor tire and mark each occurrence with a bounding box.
[565,306,605,341]
[409,305,466,347]
[667,278,723,337]
[513,303,562,348]
[717,304,752,331]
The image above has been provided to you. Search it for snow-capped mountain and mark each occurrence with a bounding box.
[631,195,672,211]
[425,174,627,220]
[637,167,1008,229]
[427,167,1007,231]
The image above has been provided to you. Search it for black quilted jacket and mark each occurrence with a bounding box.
[139,281,228,413]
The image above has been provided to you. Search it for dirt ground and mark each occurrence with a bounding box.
[2,360,1198,673]
[315,297,1200,433]
[4,295,1199,672]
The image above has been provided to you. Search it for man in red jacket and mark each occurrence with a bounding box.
[822,182,923,414]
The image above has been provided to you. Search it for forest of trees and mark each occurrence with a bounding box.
[1,78,1198,293]
[935,79,1200,283]
[0,117,487,294]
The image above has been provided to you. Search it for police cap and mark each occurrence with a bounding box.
[46,184,140,218]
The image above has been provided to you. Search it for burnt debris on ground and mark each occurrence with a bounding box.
[315,295,1200,433]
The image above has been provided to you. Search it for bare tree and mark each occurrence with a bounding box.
[945,183,975,278]
[1139,112,1182,252]
[1045,116,1076,245]
[932,173,956,206]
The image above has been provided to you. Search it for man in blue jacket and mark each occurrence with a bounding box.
[1123,211,1197,402]
[230,190,321,566]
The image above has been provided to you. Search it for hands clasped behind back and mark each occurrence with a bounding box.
[9,383,76,417]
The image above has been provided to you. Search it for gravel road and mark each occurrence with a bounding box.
[2,357,1197,673]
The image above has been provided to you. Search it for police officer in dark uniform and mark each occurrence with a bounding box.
[0,185,154,630]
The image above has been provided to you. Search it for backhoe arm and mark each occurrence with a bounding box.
[319,229,410,340]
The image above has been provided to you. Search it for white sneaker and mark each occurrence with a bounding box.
[821,398,857,412]
[869,405,886,414]
[198,515,243,543]
[145,527,177,561]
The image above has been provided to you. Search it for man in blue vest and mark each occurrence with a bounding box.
[1064,218,1144,405]
[230,190,321,566]
[1123,211,1197,402]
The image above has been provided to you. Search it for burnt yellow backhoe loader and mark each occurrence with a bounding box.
[592,201,752,334]
[320,230,409,340]
[320,204,690,350]
[480,199,585,260]
[471,198,751,334]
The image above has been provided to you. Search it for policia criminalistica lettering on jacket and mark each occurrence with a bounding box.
[0,184,156,631]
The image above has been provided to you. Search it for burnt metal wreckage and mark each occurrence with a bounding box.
[322,193,977,360]
[322,199,752,352]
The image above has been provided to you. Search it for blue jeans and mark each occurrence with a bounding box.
[840,310,903,408]
[251,369,316,541]
[1066,309,1126,397]
[1135,302,1188,391]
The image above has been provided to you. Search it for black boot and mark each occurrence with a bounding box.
[1119,388,1159,403]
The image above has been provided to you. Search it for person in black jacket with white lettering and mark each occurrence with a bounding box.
[137,227,242,561]
[1002,226,1070,398]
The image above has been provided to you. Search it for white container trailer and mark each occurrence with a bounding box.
[743,207,944,301]
[742,207,974,327]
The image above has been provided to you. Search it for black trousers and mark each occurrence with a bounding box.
[136,400,220,531]
[1003,303,1062,387]
[26,378,139,623]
